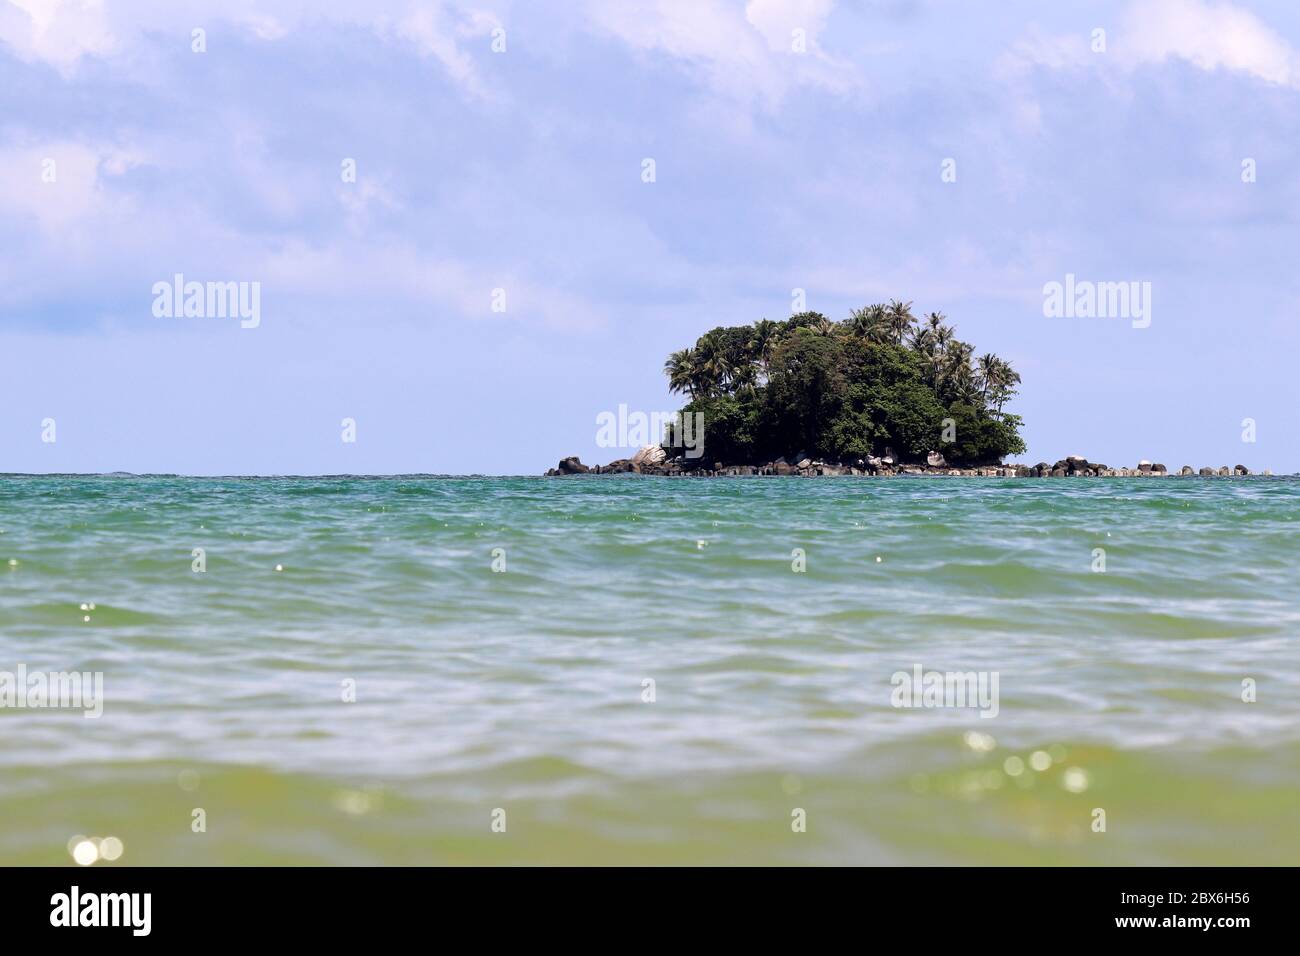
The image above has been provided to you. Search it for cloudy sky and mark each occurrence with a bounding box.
[1,0,1297,474]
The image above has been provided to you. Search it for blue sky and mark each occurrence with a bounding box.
[1,0,1297,474]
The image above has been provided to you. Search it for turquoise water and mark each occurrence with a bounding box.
[1,475,1297,865]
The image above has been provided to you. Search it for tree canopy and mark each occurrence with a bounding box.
[662,302,1026,466]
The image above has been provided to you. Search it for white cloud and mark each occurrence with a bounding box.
[744,0,833,51]
[585,0,858,110]
[388,4,502,101]
[259,240,603,331]
[0,141,140,231]
[0,0,117,73]
[1001,0,1300,89]
[0,0,503,95]
[1120,0,1300,87]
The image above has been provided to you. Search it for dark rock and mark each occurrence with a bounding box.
[1180,465,1193,476]
[556,456,589,474]
[1199,467,1215,476]
[1234,464,1249,475]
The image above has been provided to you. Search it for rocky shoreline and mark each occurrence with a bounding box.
[547,449,1264,478]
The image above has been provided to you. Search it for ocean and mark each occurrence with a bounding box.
[1,475,1297,865]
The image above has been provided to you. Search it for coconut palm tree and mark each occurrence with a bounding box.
[936,340,974,404]
[748,319,780,382]
[990,357,1020,412]
[884,299,916,345]
[664,348,696,398]
[976,353,999,402]
[847,304,886,340]
[692,333,733,396]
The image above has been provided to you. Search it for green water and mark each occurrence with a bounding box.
[1,475,1297,865]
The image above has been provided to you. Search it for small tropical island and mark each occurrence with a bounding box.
[547,302,1256,478]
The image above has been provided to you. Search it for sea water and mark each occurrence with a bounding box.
[1,475,1296,864]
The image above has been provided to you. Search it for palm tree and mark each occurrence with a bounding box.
[847,304,882,339]
[789,311,834,335]
[976,353,998,402]
[664,348,696,398]
[945,356,979,405]
[884,299,916,345]
[937,340,974,404]
[692,333,733,396]
[990,357,1020,412]
[748,319,780,382]
[729,361,759,397]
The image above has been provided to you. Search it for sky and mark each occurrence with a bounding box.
[1,0,1297,475]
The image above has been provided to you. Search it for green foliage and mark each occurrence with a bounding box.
[664,305,1027,466]
[942,405,1027,465]
[676,393,761,464]
[870,381,948,462]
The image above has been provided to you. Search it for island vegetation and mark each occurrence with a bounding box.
[660,302,1026,467]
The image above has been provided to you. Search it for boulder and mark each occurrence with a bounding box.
[556,456,589,474]
[926,451,948,468]
[1180,465,1194,476]
[1152,463,1167,474]
[631,445,667,467]
[1217,466,1230,477]
[1137,460,1153,473]
[797,458,812,469]
[1199,467,1215,477]
[1234,464,1249,476]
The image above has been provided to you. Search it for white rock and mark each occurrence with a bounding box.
[631,445,667,466]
